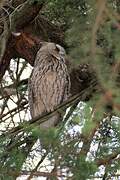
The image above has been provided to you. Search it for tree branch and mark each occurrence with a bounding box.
[10,0,44,34]
[96,151,120,166]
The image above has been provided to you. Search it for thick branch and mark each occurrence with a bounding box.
[0,35,15,81]
[10,0,44,33]
[6,170,65,179]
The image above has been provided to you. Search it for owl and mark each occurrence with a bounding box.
[28,42,71,129]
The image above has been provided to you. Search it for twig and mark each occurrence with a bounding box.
[96,150,120,166]
[27,152,48,180]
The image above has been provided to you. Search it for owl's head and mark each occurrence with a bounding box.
[39,42,66,61]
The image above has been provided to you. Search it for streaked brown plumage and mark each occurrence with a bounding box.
[28,42,70,128]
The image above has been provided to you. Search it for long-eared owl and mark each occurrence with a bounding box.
[28,42,71,129]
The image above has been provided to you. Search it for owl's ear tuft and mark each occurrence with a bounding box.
[55,44,66,56]
[55,44,61,52]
